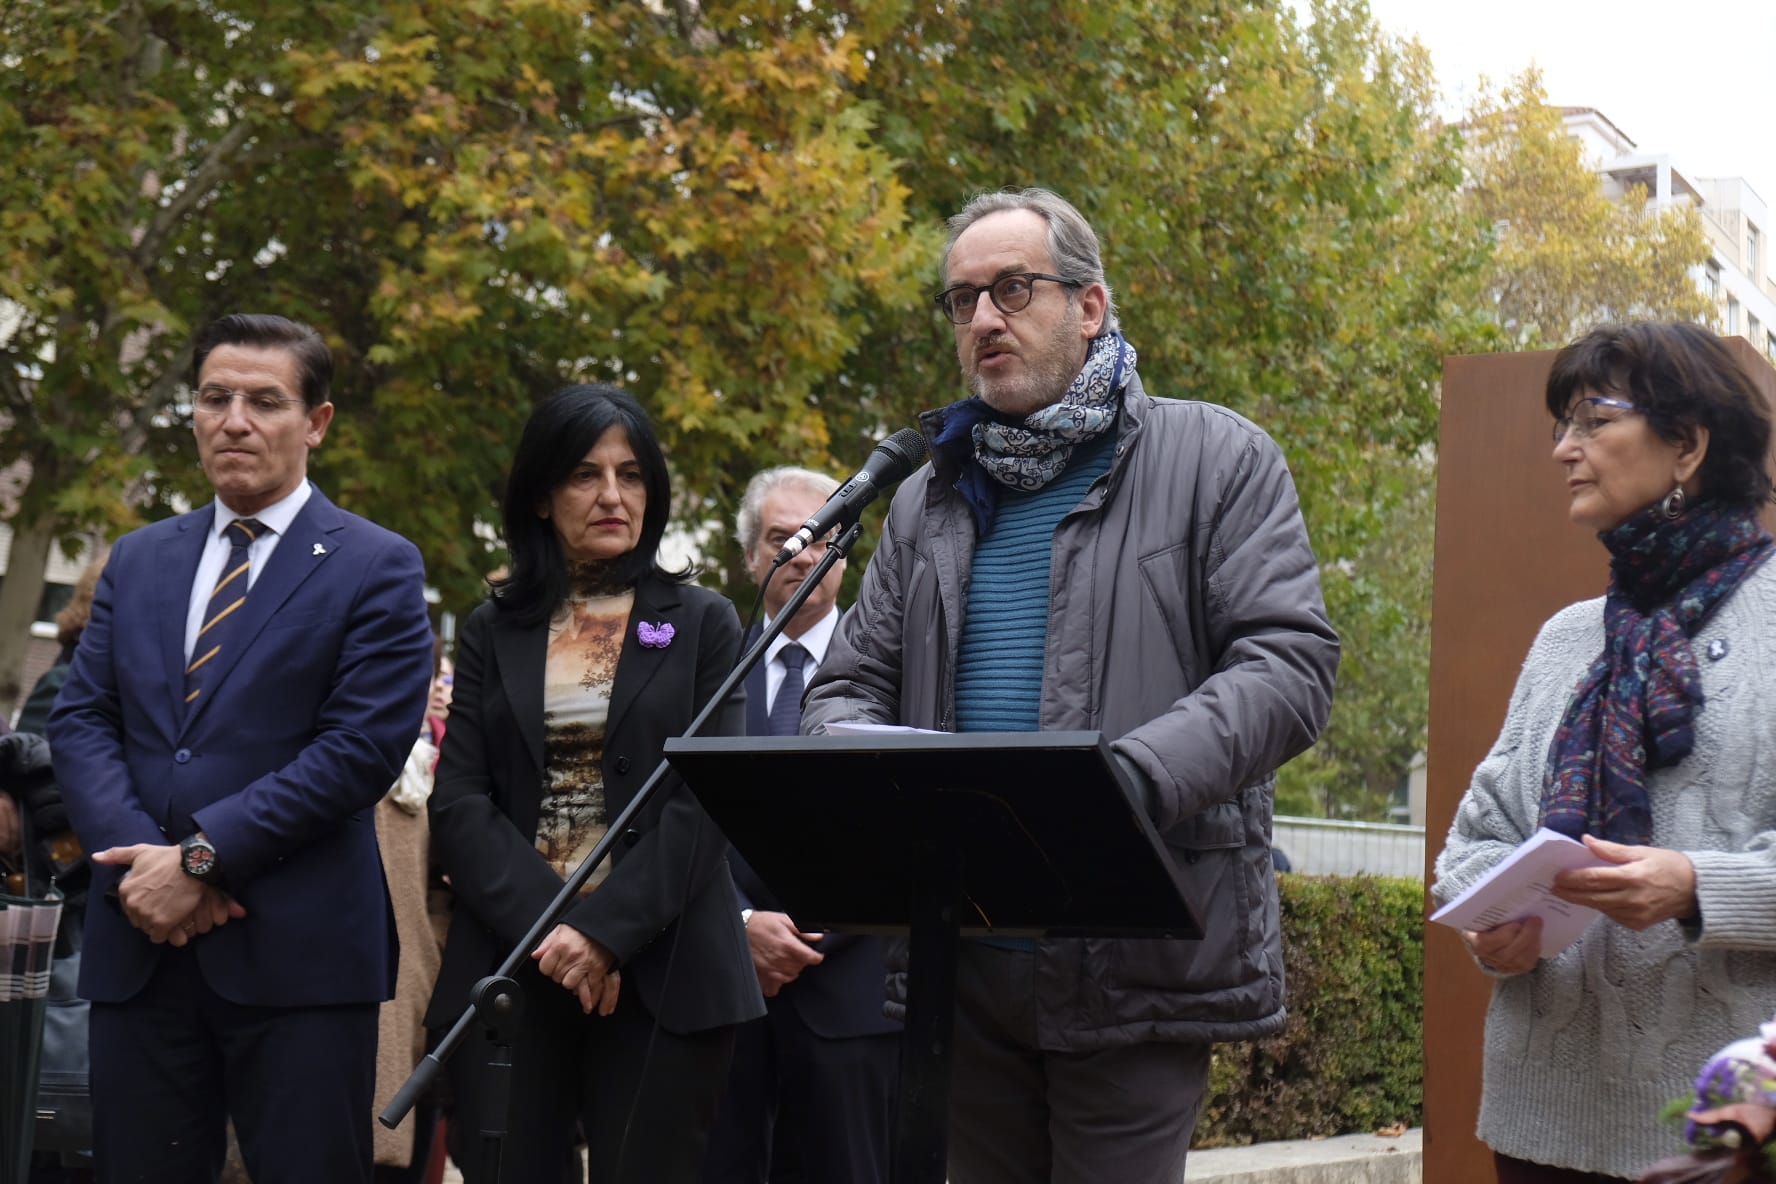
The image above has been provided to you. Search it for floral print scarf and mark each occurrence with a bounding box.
[930,331,1136,534]
[1541,500,1773,843]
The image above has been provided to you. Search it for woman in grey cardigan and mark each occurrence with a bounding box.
[1434,322,1776,1183]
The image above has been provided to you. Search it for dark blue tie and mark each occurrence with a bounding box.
[768,643,808,737]
[185,517,265,711]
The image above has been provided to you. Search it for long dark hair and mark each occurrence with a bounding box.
[491,384,686,624]
[1546,322,1774,508]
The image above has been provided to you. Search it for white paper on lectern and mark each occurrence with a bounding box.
[1429,828,1611,958]
[823,721,945,735]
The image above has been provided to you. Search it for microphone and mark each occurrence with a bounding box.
[774,428,930,564]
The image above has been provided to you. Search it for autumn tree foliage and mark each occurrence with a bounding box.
[0,0,923,708]
[3,2,1652,820]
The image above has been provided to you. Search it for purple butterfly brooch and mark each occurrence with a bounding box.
[637,620,675,649]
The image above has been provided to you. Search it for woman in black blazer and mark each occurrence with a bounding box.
[426,385,763,1183]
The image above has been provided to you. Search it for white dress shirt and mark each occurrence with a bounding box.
[183,482,313,663]
[761,605,840,716]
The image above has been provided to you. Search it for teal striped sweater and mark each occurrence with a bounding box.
[955,429,1117,734]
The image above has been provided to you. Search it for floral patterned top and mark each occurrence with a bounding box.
[536,579,633,895]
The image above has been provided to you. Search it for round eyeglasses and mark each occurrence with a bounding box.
[1551,395,1641,445]
[933,272,1081,325]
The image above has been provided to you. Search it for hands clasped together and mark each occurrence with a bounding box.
[533,923,621,1016]
[93,843,245,947]
[97,842,630,1020]
[1462,835,1699,975]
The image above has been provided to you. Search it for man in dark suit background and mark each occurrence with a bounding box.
[49,313,435,1184]
[702,466,900,1184]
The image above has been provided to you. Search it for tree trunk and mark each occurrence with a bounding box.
[0,512,57,720]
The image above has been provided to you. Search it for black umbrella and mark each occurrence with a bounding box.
[0,888,62,1184]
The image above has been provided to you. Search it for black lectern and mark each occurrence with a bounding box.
[663,729,1201,1184]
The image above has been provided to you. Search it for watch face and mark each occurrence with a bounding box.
[183,840,219,880]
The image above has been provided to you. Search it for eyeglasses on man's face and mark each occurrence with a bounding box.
[762,530,832,559]
[1551,395,1641,445]
[193,385,305,421]
[933,272,1081,325]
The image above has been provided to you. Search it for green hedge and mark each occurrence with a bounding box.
[1193,873,1424,1147]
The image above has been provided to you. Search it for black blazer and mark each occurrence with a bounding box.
[425,574,765,1035]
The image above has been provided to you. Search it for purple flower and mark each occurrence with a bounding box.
[637,620,675,649]
[1685,1033,1776,1146]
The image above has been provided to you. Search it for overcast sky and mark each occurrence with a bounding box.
[1359,0,1776,210]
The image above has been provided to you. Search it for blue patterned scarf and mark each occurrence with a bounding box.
[931,331,1136,533]
[1540,500,1773,843]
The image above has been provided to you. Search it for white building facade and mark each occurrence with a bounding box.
[1562,107,1776,360]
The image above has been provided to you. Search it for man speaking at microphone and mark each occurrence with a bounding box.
[801,188,1340,1184]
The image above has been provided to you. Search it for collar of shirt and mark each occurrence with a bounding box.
[185,482,315,661]
[211,480,313,542]
[763,605,840,669]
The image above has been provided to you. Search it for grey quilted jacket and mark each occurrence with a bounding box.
[801,375,1340,1049]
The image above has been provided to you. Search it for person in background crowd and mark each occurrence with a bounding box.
[6,549,109,903]
[373,634,454,1182]
[17,549,109,736]
[1435,322,1776,1182]
[702,466,899,1184]
[426,655,453,752]
[0,731,38,888]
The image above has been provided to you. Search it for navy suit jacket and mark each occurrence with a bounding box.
[735,620,898,1039]
[49,486,435,1007]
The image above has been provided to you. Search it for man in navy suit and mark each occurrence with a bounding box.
[702,467,900,1184]
[49,313,435,1184]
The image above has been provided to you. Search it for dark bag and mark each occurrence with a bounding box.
[18,796,91,1156]
[32,916,89,1155]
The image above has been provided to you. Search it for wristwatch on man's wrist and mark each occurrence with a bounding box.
[179,832,224,884]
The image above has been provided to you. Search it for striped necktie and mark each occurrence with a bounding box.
[185,517,266,710]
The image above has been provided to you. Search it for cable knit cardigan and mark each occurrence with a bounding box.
[1433,559,1776,1180]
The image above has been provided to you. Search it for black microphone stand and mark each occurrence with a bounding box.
[380,518,869,1178]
